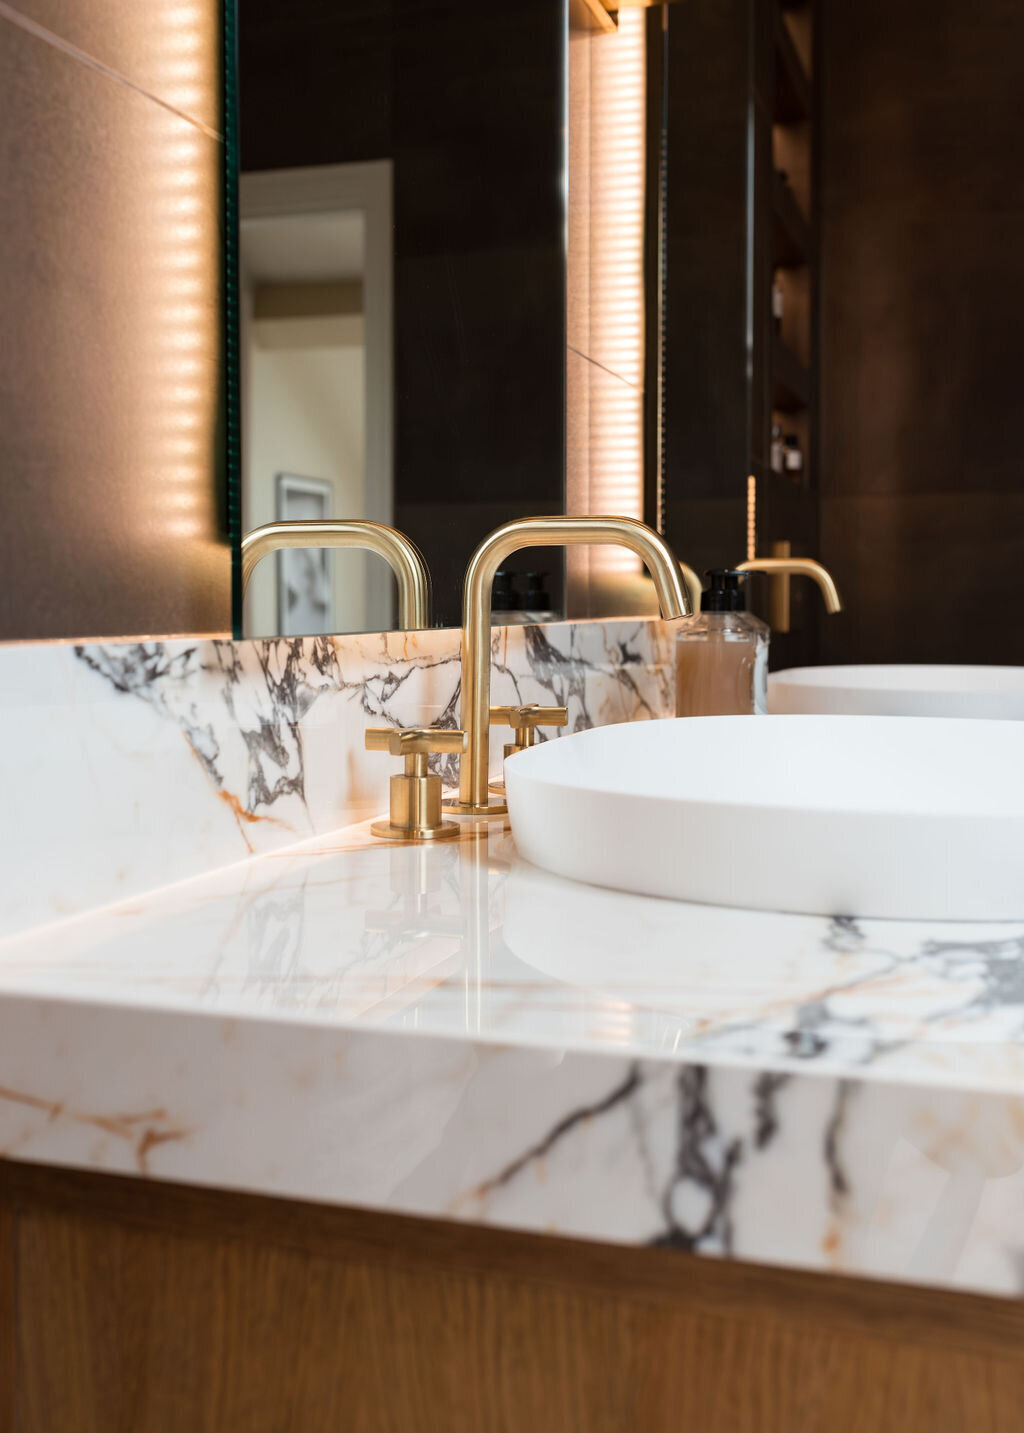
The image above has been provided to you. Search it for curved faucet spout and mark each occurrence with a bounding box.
[449,515,691,816]
[735,554,841,633]
[240,520,432,630]
[735,556,841,613]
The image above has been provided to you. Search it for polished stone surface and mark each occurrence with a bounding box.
[0,620,673,939]
[3,816,1024,1300]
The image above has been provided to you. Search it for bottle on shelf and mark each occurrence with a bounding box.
[772,271,784,336]
[770,422,785,475]
[783,433,804,480]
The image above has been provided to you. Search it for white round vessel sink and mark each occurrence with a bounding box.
[504,715,1024,920]
[769,664,1024,719]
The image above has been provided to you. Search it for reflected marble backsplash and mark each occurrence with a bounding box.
[0,619,673,940]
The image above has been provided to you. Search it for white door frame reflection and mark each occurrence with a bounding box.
[239,161,394,636]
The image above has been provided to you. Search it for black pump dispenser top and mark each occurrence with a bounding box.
[701,569,748,613]
[524,571,552,610]
[492,569,521,613]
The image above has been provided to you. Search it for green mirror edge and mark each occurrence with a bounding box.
[223,0,243,639]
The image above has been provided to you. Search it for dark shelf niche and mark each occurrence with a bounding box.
[774,14,811,122]
[762,466,811,513]
[772,176,810,267]
[772,337,810,411]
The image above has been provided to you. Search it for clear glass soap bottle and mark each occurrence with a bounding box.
[675,570,769,716]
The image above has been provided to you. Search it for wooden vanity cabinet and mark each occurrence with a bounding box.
[0,1159,1022,1432]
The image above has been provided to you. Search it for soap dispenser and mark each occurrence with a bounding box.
[675,570,769,716]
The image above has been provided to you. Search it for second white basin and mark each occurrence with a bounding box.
[769,664,1024,719]
[504,715,1024,920]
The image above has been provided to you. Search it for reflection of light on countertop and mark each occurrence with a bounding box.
[6,813,1024,1102]
[590,999,639,1047]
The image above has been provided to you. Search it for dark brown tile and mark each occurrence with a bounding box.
[820,0,1024,500]
[392,0,564,259]
[239,0,392,170]
[394,245,564,508]
[820,493,1024,665]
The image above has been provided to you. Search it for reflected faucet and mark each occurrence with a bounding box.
[736,543,841,633]
[240,520,432,630]
[446,515,692,817]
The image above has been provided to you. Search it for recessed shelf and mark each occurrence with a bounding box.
[772,176,810,267]
[772,337,810,411]
[774,15,811,122]
[576,0,617,31]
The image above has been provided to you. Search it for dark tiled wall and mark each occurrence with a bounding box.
[657,0,753,608]
[819,0,1024,663]
[240,0,566,627]
[0,1,231,640]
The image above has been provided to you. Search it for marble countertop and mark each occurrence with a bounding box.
[3,817,1024,1300]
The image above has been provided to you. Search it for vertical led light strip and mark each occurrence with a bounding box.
[587,7,646,575]
[131,0,222,621]
[153,4,215,541]
[566,4,647,601]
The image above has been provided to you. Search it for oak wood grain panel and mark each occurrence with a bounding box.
[4,1159,1024,1360]
[0,1206,14,1433]
[5,1161,1024,1432]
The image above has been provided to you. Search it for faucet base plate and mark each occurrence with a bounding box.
[370,820,461,842]
[442,798,509,818]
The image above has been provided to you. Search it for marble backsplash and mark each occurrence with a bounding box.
[0,619,674,940]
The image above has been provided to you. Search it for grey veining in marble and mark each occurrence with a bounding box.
[3,818,1024,1300]
[0,618,673,938]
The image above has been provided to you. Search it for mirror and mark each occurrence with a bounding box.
[2,0,1019,664]
[237,0,569,636]
[236,0,1024,669]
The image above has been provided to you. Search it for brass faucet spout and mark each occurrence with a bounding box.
[240,520,431,630]
[735,556,842,614]
[449,515,691,816]
[735,547,840,634]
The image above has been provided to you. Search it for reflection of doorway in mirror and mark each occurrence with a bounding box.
[276,474,333,636]
[239,162,393,639]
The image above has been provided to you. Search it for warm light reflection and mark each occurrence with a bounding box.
[567,8,647,596]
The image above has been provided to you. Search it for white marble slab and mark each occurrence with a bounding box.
[3,820,1024,1301]
[0,620,673,939]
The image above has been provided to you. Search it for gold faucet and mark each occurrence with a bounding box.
[240,520,432,629]
[446,516,692,817]
[365,726,467,841]
[736,542,841,632]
